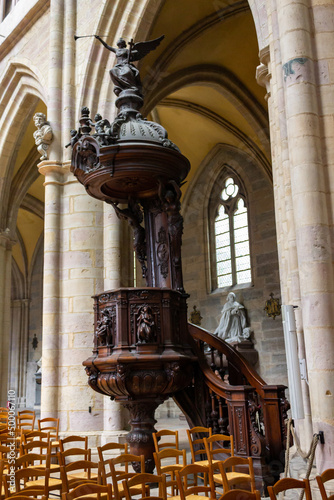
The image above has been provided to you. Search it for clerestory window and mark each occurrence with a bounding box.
[211,175,251,289]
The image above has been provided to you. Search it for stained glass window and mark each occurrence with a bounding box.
[214,177,251,288]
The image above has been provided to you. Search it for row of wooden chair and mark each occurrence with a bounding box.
[1,422,333,500]
[2,466,327,500]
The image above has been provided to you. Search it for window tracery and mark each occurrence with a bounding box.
[210,173,251,289]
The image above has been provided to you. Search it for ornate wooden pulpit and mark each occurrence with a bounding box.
[70,35,196,471]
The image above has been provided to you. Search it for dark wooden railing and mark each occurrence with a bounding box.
[174,323,289,490]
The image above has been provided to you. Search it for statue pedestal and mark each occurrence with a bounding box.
[228,339,258,366]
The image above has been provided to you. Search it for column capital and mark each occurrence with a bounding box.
[256,45,271,100]
[38,160,71,184]
[0,229,16,249]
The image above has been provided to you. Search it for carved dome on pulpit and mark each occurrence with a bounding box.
[117,117,180,151]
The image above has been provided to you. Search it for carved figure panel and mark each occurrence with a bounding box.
[129,303,161,344]
[95,307,115,347]
[156,226,169,279]
[137,305,156,343]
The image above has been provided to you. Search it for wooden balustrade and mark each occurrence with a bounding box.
[176,323,290,491]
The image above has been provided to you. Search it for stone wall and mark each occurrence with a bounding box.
[182,144,287,385]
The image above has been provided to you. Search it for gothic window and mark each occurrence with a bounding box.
[210,174,251,289]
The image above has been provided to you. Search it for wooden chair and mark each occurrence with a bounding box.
[58,447,94,481]
[18,410,36,418]
[60,435,89,452]
[175,464,216,500]
[153,430,179,453]
[122,473,167,500]
[187,426,212,466]
[215,457,256,492]
[21,430,50,445]
[60,459,100,494]
[0,444,10,475]
[5,496,46,500]
[38,417,59,446]
[38,417,60,464]
[0,412,7,429]
[108,453,145,500]
[204,434,234,464]
[0,459,5,500]
[316,469,334,500]
[15,451,50,470]
[20,439,50,458]
[62,482,113,500]
[17,413,35,432]
[267,478,312,500]
[97,441,127,483]
[154,448,187,496]
[4,466,60,498]
[218,489,261,500]
[97,441,127,461]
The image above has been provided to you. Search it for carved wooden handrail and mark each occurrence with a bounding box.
[186,323,289,488]
[188,323,265,390]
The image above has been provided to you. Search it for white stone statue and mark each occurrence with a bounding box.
[33,113,53,160]
[214,292,251,343]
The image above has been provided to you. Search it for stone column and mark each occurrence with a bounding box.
[9,298,30,408]
[257,6,313,449]
[277,0,334,470]
[0,232,15,406]
[102,203,128,443]
[60,168,105,437]
[39,162,65,419]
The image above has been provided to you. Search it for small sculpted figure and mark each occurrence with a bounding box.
[33,113,53,160]
[95,35,164,97]
[159,180,184,292]
[96,309,112,346]
[214,292,251,343]
[90,113,111,145]
[65,129,81,148]
[137,305,155,343]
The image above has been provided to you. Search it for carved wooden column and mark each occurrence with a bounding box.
[225,386,269,490]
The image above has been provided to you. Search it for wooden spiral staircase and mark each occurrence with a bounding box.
[174,323,289,489]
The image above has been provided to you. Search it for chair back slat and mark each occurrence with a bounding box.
[122,473,167,500]
[187,426,212,463]
[175,464,215,500]
[268,477,312,500]
[316,469,334,500]
[153,430,179,453]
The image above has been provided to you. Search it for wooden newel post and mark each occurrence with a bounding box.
[225,386,270,490]
[261,385,288,468]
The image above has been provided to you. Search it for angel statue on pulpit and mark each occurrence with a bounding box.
[95,35,164,97]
